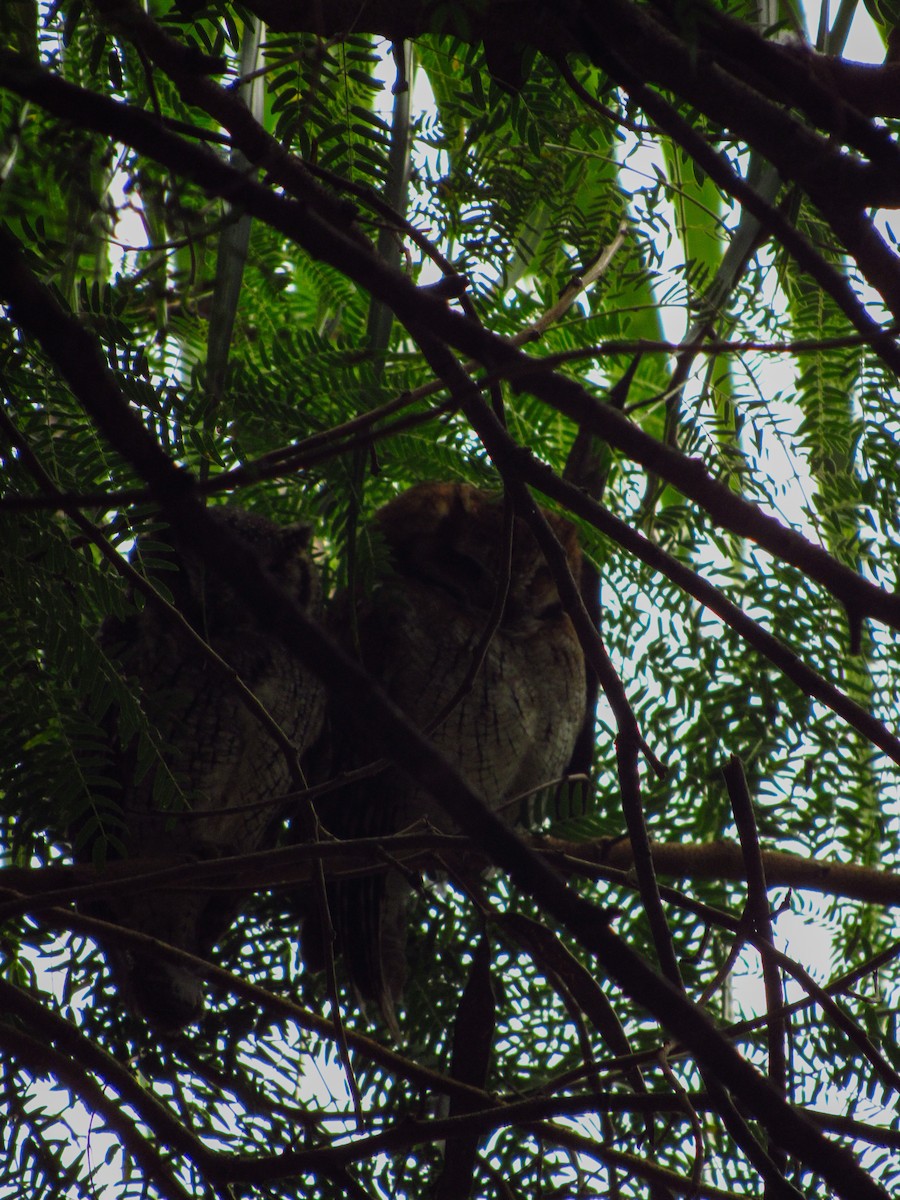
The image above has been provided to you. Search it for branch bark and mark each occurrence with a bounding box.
[1,225,893,1200]
[3,57,899,641]
[550,836,900,907]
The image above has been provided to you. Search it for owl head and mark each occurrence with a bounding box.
[135,505,320,636]
[372,482,582,629]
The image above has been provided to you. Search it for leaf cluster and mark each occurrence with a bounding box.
[3,1,900,1197]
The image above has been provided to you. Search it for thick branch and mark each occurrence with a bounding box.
[5,829,900,912]
[496,450,900,764]
[2,61,899,638]
[231,0,900,319]
[242,0,900,191]
[553,837,900,907]
[0,235,892,1200]
[0,978,216,1188]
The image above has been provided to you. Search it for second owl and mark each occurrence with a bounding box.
[76,507,325,1029]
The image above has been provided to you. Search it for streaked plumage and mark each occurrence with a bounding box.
[308,483,591,1027]
[77,506,325,1029]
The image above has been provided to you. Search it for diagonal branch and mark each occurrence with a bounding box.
[0,978,217,1190]
[0,225,891,1200]
[3,54,900,640]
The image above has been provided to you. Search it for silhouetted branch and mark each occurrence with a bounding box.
[3,55,900,641]
[0,228,892,1200]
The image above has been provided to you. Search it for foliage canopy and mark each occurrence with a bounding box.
[3,0,900,1197]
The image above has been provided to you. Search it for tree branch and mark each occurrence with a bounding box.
[3,56,900,640]
[0,229,891,1200]
[551,836,900,907]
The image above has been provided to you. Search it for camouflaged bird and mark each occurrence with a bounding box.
[76,506,325,1030]
[307,483,592,1030]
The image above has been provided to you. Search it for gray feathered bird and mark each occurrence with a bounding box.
[76,506,325,1030]
[305,483,593,1029]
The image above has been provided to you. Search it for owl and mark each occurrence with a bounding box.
[306,483,593,1028]
[76,506,325,1030]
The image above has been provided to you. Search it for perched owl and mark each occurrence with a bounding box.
[306,483,593,1028]
[76,506,325,1030]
